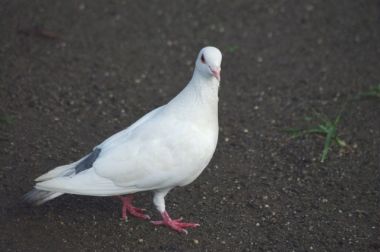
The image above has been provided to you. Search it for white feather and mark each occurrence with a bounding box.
[34,157,85,182]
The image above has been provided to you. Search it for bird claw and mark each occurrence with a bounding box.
[132,207,148,214]
[128,207,151,220]
[151,216,199,234]
[118,195,150,221]
[121,207,150,221]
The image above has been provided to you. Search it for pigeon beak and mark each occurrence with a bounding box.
[210,67,221,81]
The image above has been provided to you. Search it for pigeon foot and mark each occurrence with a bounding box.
[117,195,150,221]
[151,211,199,234]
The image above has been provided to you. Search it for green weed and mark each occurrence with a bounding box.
[0,115,14,124]
[285,110,348,163]
[357,84,380,99]
[226,45,239,53]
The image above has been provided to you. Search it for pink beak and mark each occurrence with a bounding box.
[210,67,221,81]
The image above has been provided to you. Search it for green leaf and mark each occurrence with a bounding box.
[321,129,334,162]
[227,45,239,53]
[336,138,347,147]
[358,84,380,98]
[0,116,14,124]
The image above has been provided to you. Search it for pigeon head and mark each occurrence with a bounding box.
[195,46,222,81]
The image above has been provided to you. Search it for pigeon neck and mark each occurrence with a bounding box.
[190,69,220,101]
[167,70,219,117]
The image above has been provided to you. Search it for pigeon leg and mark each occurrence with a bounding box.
[117,195,150,221]
[151,189,199,234]
[151,211,200,234]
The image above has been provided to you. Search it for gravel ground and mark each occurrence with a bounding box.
[1,0,379,251]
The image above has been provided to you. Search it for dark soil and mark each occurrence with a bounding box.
[1,0,379,251]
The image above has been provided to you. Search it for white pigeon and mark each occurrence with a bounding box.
[24,46,222,234]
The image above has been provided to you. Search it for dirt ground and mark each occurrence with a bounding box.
[1,0,379,251]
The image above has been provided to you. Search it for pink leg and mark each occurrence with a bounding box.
[151,211,200,234]
[117,195,150,221]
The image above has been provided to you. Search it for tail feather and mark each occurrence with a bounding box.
[35,159,85,182]
[25,155,94,205]
[25,151,102,204]
[23,189,63,205]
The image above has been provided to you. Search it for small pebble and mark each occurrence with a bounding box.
[305,4,314,11]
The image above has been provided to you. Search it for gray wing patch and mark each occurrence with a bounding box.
[75,148,101,174]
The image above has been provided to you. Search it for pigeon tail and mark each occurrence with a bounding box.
[35,149,101,182]
[23,189,63,205]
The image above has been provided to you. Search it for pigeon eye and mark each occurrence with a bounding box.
[201,54,205,64]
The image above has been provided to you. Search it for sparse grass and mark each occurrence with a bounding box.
[285,110,348,163]
[285,83,379,163]
[0,115,13,141]
[0,115,14,124]
[226,45,239,53]
[357,84,380,99]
